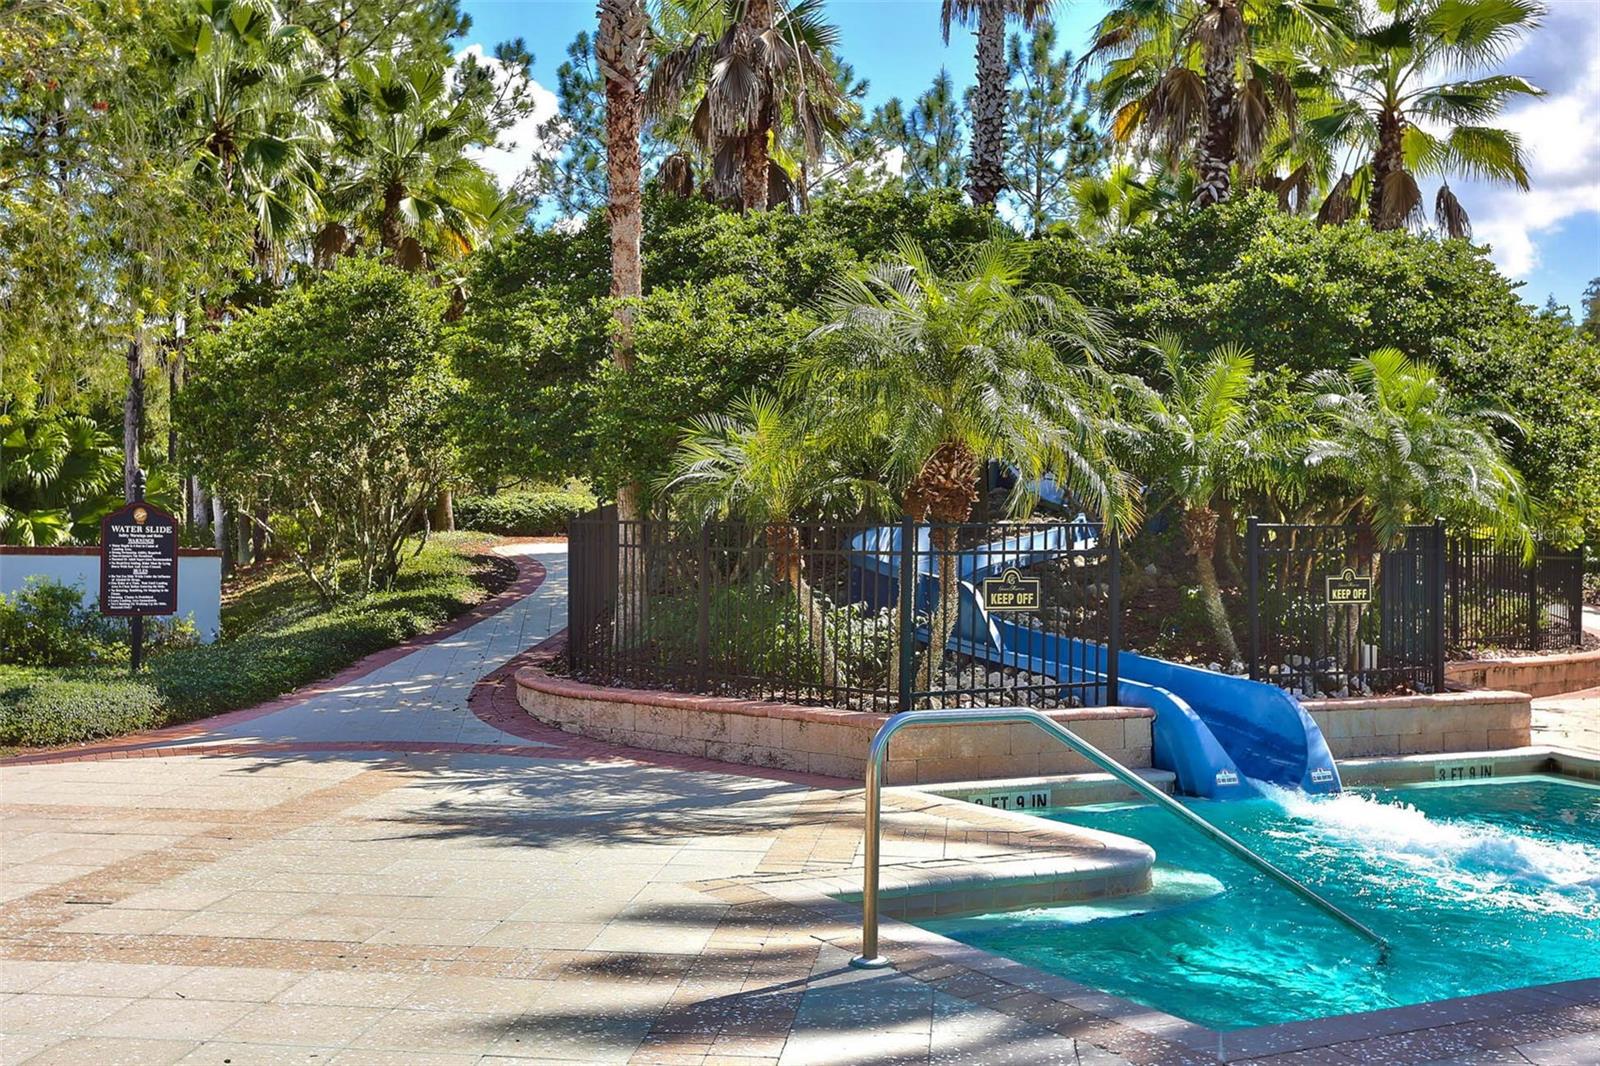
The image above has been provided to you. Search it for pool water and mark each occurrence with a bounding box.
[923,775,1600,1030]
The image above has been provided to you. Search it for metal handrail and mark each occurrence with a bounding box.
[849,707,1390,969]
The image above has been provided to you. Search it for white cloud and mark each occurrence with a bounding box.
[1445,2,1600,279]
[452,44,560,192]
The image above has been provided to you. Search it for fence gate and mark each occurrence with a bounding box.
[1246,518,1445,696]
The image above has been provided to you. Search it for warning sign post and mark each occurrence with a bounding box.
[99,472,178,672]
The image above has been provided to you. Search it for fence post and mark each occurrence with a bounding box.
[1106,529,1121,706]
[897,515,915,714]
[1574,544,1588,648]
[1526,541,1542,651]
[1246,516,1261,681]
[696,522,711,690]
[1431,518,1447,691]
[1447,534,1459,652]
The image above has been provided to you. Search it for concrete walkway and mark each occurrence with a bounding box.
[4,543,1596,1065]
[1,542,1140,1066]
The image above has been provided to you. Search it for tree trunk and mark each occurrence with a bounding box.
[1215,499,1242,586]
[235,508,252,568]
[738,0,776,212]
[431,487,455,532]
[123,338,144,500]
[252,504,269,563]
[1192,0,1242,207]
[1183,505,1242,662]
[380,182,405,253]
[211,495,227,553]
[768,523,840,690]
[912,440,982,696]
[965,0,1008,207]
[1369,108,1406,230]
[192,478,209,533]
[598,0,651,641]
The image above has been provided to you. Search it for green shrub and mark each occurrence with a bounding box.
[0,578,199,667]
[455,485,598,536]
[183,257,458,599]
[0,578,117,666]
[0,667,163,747]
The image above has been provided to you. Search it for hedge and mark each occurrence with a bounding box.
[455,486,597,536]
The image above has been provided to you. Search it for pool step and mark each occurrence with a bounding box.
[929,866,1225,933]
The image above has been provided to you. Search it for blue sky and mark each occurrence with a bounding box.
[460,0,1598,313]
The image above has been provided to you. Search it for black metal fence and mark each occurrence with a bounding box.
[1246,519,1446,697]
[1447,537,1586,653]
[568,509,1119,711]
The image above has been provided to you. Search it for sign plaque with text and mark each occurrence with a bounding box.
[981,567,1042,612]
[1324,567,1373,606]
[100,502,179,616]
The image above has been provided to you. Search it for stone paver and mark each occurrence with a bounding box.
[4,541,1598,1065]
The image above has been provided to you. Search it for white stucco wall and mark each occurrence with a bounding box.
[0,550,223,642]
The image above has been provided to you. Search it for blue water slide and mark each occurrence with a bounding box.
[846,525,1341,798]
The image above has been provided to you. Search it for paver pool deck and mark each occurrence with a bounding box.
[4,542,1598,1066]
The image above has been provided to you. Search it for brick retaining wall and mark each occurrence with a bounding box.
[1302,689,1531,758]
[514,666,1154,785]
[1444,648,1600,699]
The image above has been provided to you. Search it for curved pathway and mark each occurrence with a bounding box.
[5,542,568,766]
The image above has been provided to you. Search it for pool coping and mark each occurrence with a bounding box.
[707,749,1600,1062]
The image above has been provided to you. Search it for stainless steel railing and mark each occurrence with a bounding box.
[849,707,1390,969]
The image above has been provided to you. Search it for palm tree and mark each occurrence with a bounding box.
[662,392,888,687]
[1086,0,1348,206]
[1305,349,1529,547]
[1130,334,1288,661]
[168,0,326,278]
[324,58,505,268]
[1068,163,1185,238]
[798,236,1135,692]
[1309,0,1543,233]
[647,0,845,211]
[941,0,1051,206]
[597,0,651,634]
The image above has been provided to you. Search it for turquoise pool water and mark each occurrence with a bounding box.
[924,775,1600,1030]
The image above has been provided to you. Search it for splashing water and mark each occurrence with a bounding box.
[924,775,1600,1030]
[1257,780,1600,911]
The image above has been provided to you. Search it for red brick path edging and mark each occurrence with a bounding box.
[2,547,547,767]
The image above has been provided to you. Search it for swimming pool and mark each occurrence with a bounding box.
[923,775,1600,1030]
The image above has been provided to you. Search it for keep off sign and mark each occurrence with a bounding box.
[100,502,179,616]
[981,567,1042,612]
[1325,567,1373,606]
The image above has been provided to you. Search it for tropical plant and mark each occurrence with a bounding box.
[0,412,122,546]
[1305,348,1530,547]
[797,236,1134,693]
[166,0,327,276]
[1068,163,1183,238]
[1308,0,1543,234]
[1128,334,1287,660]
[941,0,1051,207]
[1086,0,1349,206]
[662,391,888,686]
[645,0,845,211]
[323,57,509,268]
